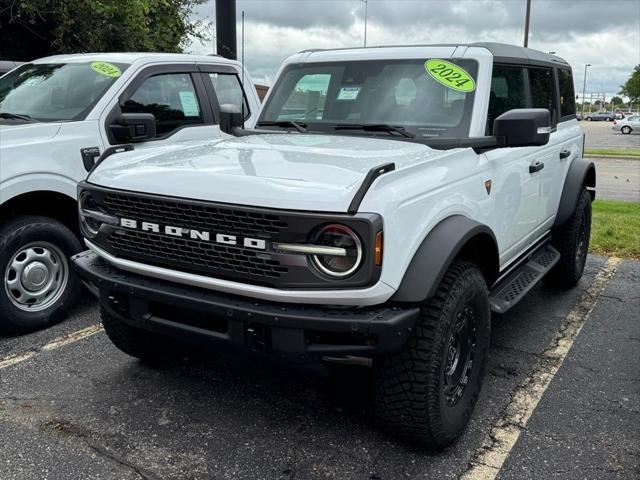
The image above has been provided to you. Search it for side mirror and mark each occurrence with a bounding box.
[493,108,551,147]
[219,104,243,134]
[109,113,156,143]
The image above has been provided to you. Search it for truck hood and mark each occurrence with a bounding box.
[88,133,442,212]
[0,122,62,148]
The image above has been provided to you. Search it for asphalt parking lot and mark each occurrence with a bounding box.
[582,120,640,150]
[1,255,638,480]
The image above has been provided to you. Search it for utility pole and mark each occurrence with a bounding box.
[215,0,237,60]
[581,64,591,119]
[361,0,368,47]
[523,0,532,47]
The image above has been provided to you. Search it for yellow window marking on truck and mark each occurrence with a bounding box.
[91,62,122,78]
[425,59,475,93]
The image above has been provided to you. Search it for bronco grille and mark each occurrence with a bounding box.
[103,193,288,237]
[100,193,290,281]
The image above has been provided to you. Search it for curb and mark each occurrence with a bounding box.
[584,154,640,161]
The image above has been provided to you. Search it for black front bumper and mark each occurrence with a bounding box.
[73,251,419,356]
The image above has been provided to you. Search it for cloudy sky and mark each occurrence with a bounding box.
[189,0,640,98]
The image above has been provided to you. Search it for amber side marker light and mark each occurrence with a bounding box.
[375,231,383,266]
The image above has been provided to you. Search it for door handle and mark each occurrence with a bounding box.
[529,162,545,174]
[559,150,571,159]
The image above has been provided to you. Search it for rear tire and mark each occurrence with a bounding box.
[101,308,187,364]
[586,117,592,121]
[0,216,83,333]
[546,188,592,288]
[372,260,491,449]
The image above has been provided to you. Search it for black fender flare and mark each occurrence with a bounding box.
[391,215,499,303]
[554,157,596,228]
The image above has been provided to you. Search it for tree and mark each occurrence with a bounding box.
[619,65,640,104]
[610,96,623,106]
[0,0,209,61]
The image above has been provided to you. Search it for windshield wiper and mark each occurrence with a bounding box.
[0,112,36,122]
[256,120,307,133]
[334,123,415,138]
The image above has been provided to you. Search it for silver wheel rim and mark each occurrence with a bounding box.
[4,242,69,312]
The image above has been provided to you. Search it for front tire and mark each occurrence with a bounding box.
[372,260,491,449]
[546,188,592,288]
[0,216,83,333]
[621,126,632,134]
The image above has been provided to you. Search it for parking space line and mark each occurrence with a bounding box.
[461,257,622,480]
[0,324,104,370]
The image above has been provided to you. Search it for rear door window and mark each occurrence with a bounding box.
[121,73,204,137]
[558,68,576,118]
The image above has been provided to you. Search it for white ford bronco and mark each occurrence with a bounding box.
[0,53,260,332]
[73,43,594,448]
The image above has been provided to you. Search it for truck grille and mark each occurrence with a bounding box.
[100,193,290,281]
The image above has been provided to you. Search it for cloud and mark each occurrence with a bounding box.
[188,0,640,94]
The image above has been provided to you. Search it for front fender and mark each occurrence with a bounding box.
[391,215,498,303]
[0,173,78,204]
[554,157,595,228]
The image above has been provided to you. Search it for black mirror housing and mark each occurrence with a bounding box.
[493,108,551,147]
[109,113,156,143]
[218,104,244,134]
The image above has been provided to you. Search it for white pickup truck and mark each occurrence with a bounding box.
[72,43,594,448]
[0,53,261,332]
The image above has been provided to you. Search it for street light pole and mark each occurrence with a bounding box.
[581,64,591,118]
[360,0,368,47]
[523,0,532,47]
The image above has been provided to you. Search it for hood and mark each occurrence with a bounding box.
[88,134,441,212]
[0,122,61,148]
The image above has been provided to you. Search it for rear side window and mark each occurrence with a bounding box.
[558,68,576,118]
[487,65,526,131]
[206,73,250,119]
[121,73,204,137]
[528,67,557,123]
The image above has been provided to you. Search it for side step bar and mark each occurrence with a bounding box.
[489,244,561,314]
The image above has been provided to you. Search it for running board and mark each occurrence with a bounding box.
[489,244,561,314]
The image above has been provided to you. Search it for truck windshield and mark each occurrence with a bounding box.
[0,61,129,122]
[259,58,478,138]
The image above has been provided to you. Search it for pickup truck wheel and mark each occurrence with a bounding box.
[0,216,82,333]
[101,308,187,364]
[372,260,490,448]
[546,188,592,288]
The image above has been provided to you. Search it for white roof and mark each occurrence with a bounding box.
[32,52,239,66]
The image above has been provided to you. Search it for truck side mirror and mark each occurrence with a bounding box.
[109,113,156,143]
[219,104,243,134]
[493,108,551,147]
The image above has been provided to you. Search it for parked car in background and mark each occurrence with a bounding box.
[0,60,23,76]
[612,115,640,134]
[0,53,260,333]
[585,111,614,121]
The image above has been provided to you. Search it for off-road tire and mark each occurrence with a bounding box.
[372,260,491,449]
[546,188,592,288]
[0,216,83,333]
[101,308,187,364]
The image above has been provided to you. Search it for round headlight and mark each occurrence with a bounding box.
[311,224,363,278]
[79,191,101,237]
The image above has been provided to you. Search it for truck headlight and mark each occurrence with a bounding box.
[311,224,363,278]
[78,190,117,238]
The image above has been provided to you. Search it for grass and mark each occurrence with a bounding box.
[584,148,640,158]
[590,200,640,259]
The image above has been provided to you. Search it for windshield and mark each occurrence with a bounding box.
[259,58,478,138]
[0,61,129,122]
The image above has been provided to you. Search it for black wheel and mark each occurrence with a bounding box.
[0,216,83,333]
[101,308,187,364]
[546,188,592,288]
[621,126,632,134]
[372,260,491,449]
